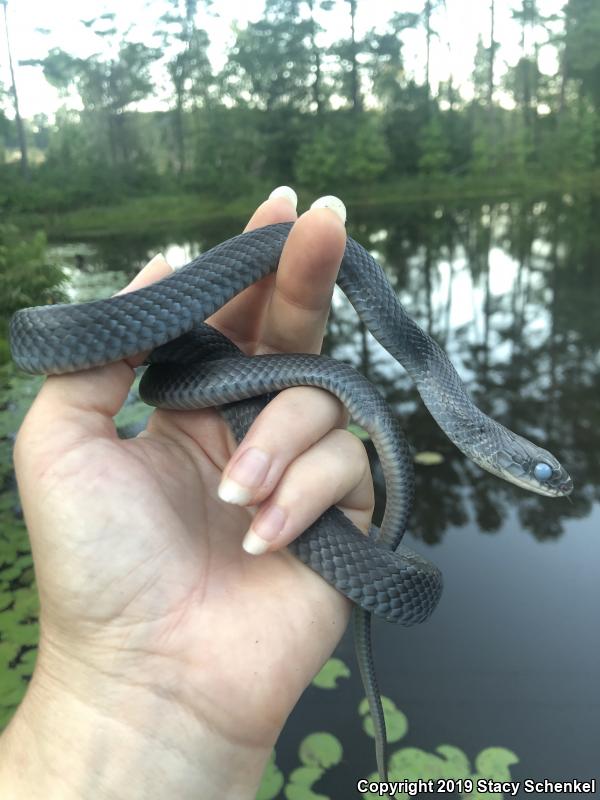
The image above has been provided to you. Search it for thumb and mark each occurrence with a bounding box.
[16,253,173,457]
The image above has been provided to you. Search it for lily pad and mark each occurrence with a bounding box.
[312,658,350,689]
[0,641,19,671]
[12,587,38,619]
[284,785,329,800]
[413,451,444,465]
[256,751,285,800]
[474,747,519,781]
[348,423,370,441]
[288,766,324,787]
[15,647,37,677]
[0,592,13,612]
[359,695,408,742]
[389,746,445,781]
[434,744,471,778]
[298,732,343,769]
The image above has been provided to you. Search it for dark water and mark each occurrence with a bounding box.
[9,196,600,797]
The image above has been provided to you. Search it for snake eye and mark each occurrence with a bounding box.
[534,462,553,481]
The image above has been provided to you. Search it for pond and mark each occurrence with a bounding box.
[1,195,599,799]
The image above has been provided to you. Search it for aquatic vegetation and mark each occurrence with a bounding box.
[0,532,38,730]
[311,657,351,689]
[256,658,520,800]
[256,751,285,800]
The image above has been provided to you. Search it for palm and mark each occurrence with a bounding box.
[27,405,347,746]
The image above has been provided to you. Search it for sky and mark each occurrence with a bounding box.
[1,0,565,120]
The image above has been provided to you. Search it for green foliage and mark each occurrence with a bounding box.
[0,297,52,731]
[539,105,597,172]
[256,751,285,800]
[225,7,314,112]
[0,223,65,364]
[0,0,598,216]
[0,488,38,731]
[362,744,519,800]
[1,4,600,214]
[564,0,600,109]
[295,115,391,193]
[294,124,339,192]
[190,106,268,198]
[254,639,524,799]
[285,733,343,800]
[359,695,408,743]
[380,81,431,176]
[298,733,343,769]
[418,115,451,175]
[470,112,497,175]
[312,657,351,689]
[255,707,520,800]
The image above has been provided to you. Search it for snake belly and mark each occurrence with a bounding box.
[9,220,572,786]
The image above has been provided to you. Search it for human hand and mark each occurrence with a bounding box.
[0,190,375,800]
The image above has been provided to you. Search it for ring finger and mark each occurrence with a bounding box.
[240,427,374,555]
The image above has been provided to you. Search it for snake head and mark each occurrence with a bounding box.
[489,429,573,497]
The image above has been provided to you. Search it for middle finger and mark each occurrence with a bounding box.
[258,197,347,355]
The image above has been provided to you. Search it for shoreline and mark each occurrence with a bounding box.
[6,172,600,240]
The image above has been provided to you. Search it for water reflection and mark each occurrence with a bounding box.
[318,197,599,545]
[48,196,600,547]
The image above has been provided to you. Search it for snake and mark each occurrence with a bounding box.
[9,220,573,789]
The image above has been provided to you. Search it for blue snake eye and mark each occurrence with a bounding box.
[534,462,553,481]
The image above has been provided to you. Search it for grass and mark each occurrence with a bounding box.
[11,171,600,240]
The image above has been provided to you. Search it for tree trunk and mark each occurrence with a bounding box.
[2,1,29,179]
[425,0,431,98]
[347,0,361,112]
[487,0,495,107]
[175,85,185,176]
[558,9,569,115]
[307,0,323,115]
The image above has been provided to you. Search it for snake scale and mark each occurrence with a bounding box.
[10,221,572,789]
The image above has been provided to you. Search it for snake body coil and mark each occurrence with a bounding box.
[10,221,572,786]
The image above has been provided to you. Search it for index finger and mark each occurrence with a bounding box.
[258,197,346,355]
[207,187,298,349]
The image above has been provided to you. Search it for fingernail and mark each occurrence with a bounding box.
[269,185,298,210]
[242,530,270,555]
[150,252,169,269]
[242,505,286,555]
[310,195,346,224]
[218,447,271,505]
[140,252,171,275]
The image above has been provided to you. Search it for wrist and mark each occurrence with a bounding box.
[0,638,271,800]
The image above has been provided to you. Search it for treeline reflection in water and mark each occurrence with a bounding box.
[57,194,600,543]
[319,196,600,545]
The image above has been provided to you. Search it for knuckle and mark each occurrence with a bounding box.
[281,385,343,420]
[330,427,368,463]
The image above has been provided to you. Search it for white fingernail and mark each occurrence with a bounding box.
[310,195,346,224]
[148,251,177,273]
[242,530,270,556]
[146,252,170,270]
[269,185,298,209]
[218,478,254,505]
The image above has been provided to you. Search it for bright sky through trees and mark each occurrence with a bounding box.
[1,0,564,119]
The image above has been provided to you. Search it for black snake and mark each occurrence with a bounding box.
[9,221,573,788]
